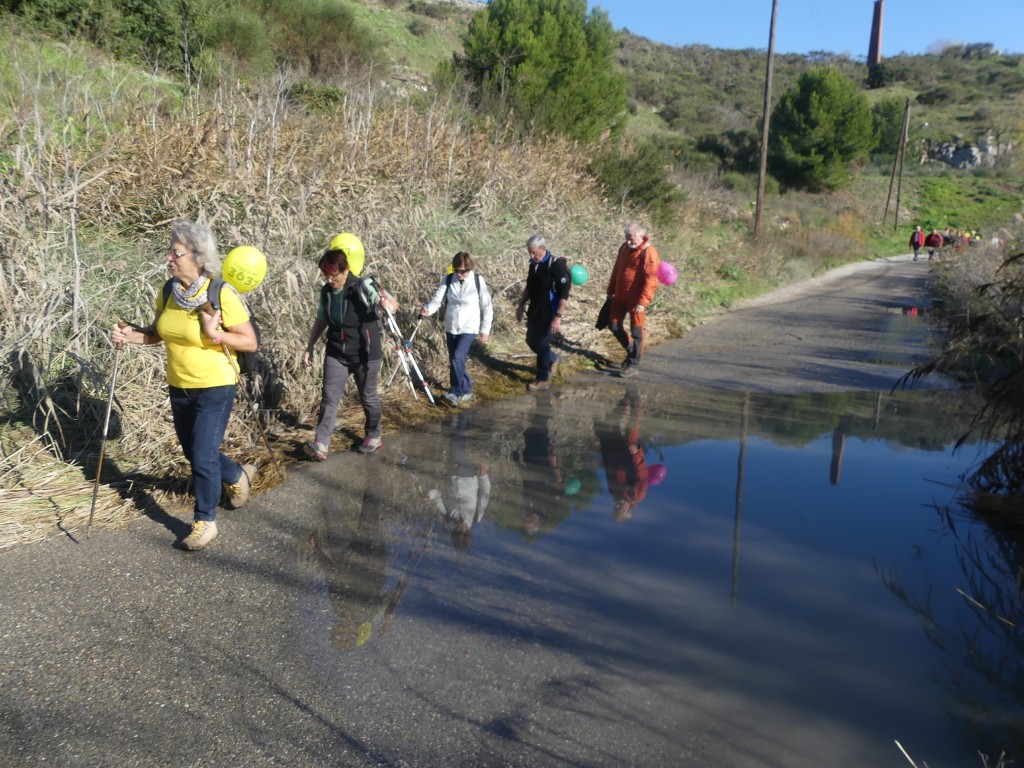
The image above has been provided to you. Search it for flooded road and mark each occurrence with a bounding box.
[289,382,1013,767]
[3,256,1022,767]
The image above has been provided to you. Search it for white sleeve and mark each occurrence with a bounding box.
[478,276,494,336]
[423,276,449,316]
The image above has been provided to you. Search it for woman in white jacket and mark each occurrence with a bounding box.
[420,252,494,405]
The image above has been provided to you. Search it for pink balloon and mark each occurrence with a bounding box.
[648,463,667,486]
[657,261,678,286]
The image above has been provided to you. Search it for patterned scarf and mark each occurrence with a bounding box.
[170,274,210,311]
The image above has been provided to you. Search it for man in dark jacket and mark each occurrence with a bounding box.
[515,234,571,392]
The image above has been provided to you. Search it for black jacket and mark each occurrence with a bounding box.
[320,275,384,363]
[524,252,571,325]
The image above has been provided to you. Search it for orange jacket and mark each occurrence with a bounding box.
[607,239,660,307]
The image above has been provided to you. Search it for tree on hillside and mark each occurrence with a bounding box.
[768,66,876,191]
[453,0,626,143]
[872,97,905,157]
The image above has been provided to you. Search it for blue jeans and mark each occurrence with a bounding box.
[169,385,241,523]
[445,333,476,396]
[525,321,558,382]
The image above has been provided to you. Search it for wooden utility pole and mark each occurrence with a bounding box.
[882,98,910,229]
[893,99,911,232]
[754,0,779,238]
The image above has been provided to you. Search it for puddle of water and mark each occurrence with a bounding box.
[296,383,1022,766]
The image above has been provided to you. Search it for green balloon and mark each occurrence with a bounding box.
[570,264,589,286]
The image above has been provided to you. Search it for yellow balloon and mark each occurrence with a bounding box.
[222,246,267,293]
[329,232,366,277]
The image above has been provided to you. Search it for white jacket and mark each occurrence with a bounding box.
[423,271,494,336]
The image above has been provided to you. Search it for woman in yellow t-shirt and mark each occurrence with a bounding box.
[112,221,258,551]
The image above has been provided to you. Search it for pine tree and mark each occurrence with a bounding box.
[455,0,626,143]
[768,66,876,191]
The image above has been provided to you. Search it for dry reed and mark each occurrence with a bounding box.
[0,58,646,548]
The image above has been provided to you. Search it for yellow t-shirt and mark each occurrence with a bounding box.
[156,279,250,389]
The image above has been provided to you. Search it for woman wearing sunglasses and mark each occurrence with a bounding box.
[111,220,258,551]
[420,252,494,405]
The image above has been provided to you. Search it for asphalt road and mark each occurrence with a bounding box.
[0,254,947,768]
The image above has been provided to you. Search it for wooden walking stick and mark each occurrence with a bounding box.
[87,341,123,536]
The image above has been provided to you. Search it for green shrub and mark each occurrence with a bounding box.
[590,139,682,226]
[288,79,345,113]
[208,10,273,70]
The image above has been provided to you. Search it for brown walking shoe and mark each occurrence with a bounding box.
[527,379,550,392]
[182,520,218,551]
[227,463,257,508]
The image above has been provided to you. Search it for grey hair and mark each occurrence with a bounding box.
[625,222,647,238]
[171,220,221,276]
[526,234,546,249]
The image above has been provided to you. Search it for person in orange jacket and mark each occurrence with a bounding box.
[606,222,660,378]
[595,384,649,522]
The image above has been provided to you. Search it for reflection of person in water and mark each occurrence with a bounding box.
[595,384,649,522]
[518,393,566,536]
[299,462,403,652]
[428,412,491,549]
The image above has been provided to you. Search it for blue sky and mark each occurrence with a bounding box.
[585,0,1024,56]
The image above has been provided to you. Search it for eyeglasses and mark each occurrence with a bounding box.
[321,271,341,281]
[167,248,190,260]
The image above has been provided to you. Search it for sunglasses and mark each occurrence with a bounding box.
[454,268,469,274]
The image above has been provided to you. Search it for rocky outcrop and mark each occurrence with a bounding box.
[919,136,1013,169]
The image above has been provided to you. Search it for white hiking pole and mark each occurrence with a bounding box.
[383,307,435,404]
[88,341,122,537]
[386,316,424,388]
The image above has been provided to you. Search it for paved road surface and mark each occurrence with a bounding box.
[0,255,946,767]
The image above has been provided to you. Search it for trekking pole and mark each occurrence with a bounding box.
[382,309,416,394]
[383,307,435,405]
[387,315,425,387]
[87,341,122,537]
[399,317,435,406]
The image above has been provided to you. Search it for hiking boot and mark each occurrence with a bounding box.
[303,441,328,461]
[444,392,460,405]
[527,379,550,392]
[618,365,639,378]
[358,436,382,454]
[457,393,473,403]
[227,463,257,508]
[182,520,218,551]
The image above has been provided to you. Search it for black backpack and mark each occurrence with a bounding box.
[162,277,261,376]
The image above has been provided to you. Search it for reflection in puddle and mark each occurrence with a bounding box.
[295,382,1021,765]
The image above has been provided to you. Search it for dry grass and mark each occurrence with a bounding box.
[0,62,650,548]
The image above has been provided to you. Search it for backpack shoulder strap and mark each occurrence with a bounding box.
[207,276,226,311]
[161,278,174,308]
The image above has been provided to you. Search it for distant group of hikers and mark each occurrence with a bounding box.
[111,220,663,550]
[909,225,1003,261]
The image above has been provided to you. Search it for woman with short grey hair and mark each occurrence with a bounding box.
[112,220,258,551]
